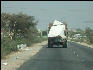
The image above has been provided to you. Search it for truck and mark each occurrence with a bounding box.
[48,20,68,48]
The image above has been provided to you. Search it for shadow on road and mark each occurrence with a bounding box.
[46,46,67,48]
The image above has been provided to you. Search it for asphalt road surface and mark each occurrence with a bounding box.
[17,42,93,70]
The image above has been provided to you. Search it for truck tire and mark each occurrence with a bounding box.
[48,43,53,48]
[63,42,67,48]
[48,42,51,48]
[48,40,53,48]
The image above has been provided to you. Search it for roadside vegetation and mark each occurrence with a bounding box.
[68,28,93,45]
[1,13,48,59]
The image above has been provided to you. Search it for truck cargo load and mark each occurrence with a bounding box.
[48,20,66,38]
[48,20,68,48]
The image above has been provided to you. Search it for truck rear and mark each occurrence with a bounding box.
[48,20,68,48]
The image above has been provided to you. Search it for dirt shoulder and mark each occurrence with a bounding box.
[1,41,48,70]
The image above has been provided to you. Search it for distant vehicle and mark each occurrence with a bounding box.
[48,20,68,48]
[73,34,82,38]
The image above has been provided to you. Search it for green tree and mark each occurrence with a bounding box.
[42,30,47,36]
[85,27,93,44]
[8,13,38,39]
[1,13,11,38]
[1,12,39,45]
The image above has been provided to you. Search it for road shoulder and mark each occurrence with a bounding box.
[1,41,48,70]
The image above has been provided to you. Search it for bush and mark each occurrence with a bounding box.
[85,28,93,44]
[15,38,28,44]
[1,36,48,58]
[1,37,18,59]
[28,36,48,46]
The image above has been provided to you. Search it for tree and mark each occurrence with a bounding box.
[9,13,38,39]
[1,13,38,40]
[85,27,93,43]
[42,30,47,36]
[1,13,12,39]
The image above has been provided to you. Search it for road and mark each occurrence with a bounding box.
[17,42,93,70]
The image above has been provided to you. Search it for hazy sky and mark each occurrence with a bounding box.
[1,1,93,30]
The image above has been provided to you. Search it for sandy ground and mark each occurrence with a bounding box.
[1,41,48,70]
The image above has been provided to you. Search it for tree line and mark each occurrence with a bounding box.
[68,28,93,44]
